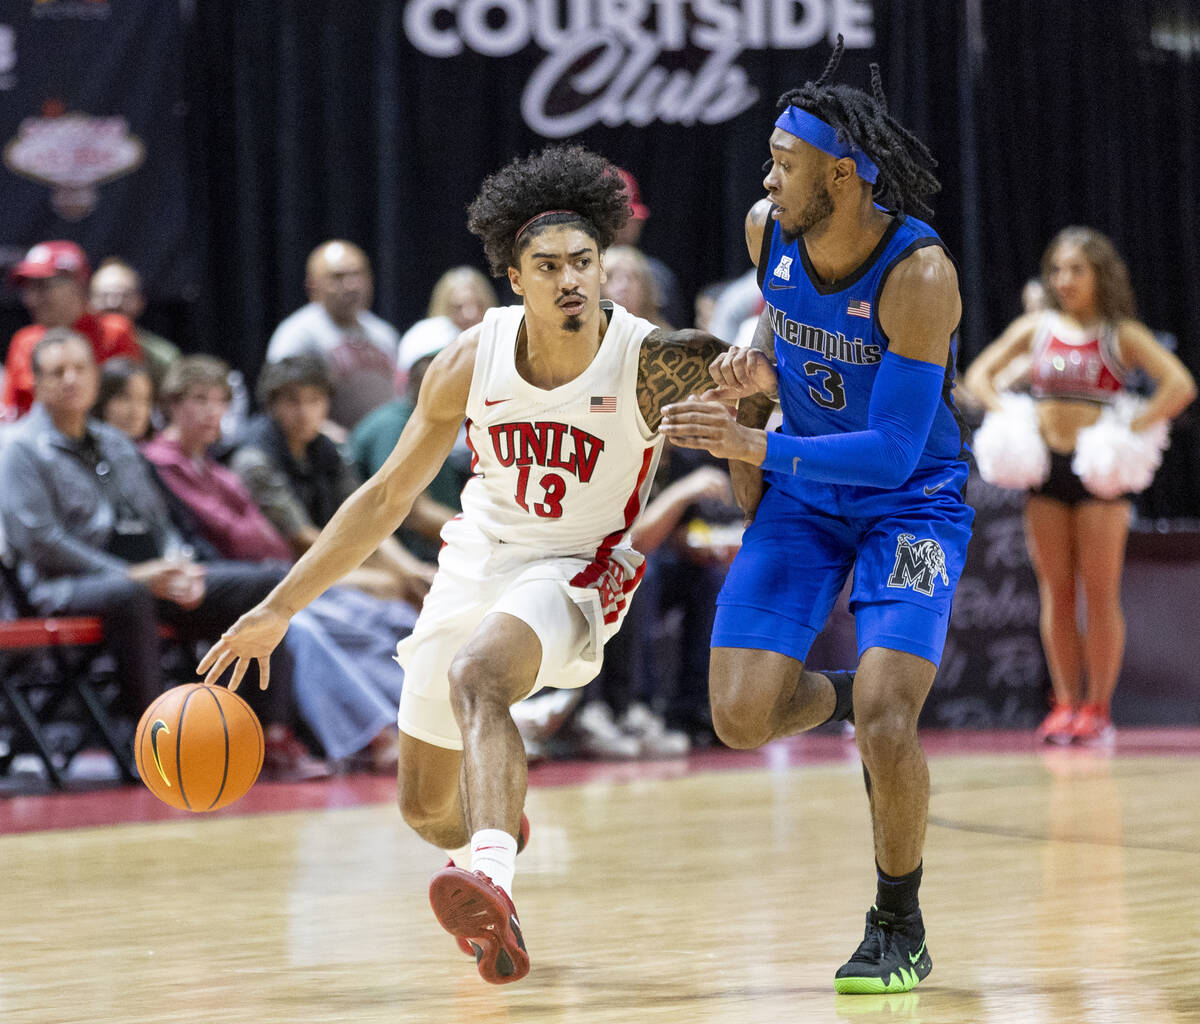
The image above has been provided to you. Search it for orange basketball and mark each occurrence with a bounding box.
[135,683,264,812]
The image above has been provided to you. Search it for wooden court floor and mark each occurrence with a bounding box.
[2,731,1198,1024]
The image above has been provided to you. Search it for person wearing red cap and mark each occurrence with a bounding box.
[4,240,141,419]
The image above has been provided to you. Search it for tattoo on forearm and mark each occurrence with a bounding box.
[637,329,728,430]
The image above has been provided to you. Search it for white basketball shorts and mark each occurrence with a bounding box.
[395,518,643,750]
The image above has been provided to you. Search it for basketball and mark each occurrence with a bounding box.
[135,683,264,812]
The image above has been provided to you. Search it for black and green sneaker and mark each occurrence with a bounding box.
[833,906,932,994]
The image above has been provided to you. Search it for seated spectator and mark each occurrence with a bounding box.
[89,258,182,389]
[350,333,464,561]
[555,457,735,758]
[266,240,401,432]
[602,245,672,328]
[707,268,764,344]
[231,355,433,604]
[94,358,155,442]
[693,282,725,334]
[3,241,141,420]
[394,266,498,383]
[143,356,418,772]
[0,330,323,779]
[634,450,740,746]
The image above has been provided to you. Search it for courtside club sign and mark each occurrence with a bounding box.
[403,0,875,137]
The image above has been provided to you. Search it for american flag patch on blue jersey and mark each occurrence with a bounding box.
[847,299,872,318]
[590,396,616,412]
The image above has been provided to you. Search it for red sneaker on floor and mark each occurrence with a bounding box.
[430,867,529,984]
[451,812,530,957]
[1035,703,1077,745]
[1070,704,1115,745]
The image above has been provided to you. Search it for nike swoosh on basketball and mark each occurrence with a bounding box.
[150,719,172,787]
[483,398,511,406]
[923,480,948,495]
[766,279,796,291]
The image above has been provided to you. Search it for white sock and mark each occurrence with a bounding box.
[470,829,518,897]
[444,843,471,867]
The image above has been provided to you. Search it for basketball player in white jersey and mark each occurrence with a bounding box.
[198,145,727,984]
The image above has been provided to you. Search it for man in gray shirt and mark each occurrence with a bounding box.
[0,329,323,778]
[265,240,401,431]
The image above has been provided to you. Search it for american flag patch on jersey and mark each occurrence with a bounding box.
[847,299,872,318]
[590,395,617,412]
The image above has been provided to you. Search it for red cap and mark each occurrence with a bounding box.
[10,240,90,285]
[617,169,649,221]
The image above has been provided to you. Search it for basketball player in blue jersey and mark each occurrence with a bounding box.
[662,38,974,994]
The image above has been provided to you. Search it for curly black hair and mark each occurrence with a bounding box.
[467,145,631,275]
[778,36,941,218]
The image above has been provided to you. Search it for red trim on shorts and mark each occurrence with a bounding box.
[570,445,656,623]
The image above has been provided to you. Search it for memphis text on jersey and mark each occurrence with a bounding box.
[768,305,882,366]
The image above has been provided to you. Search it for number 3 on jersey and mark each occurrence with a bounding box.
[515,465,566,518]
[802,360,847,410]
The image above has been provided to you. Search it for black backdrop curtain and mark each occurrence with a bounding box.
[3,1,1197,512]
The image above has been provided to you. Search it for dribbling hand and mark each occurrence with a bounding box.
[196,605,291,692]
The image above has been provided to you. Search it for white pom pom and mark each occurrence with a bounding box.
[1073,395,1169,499]
[973,393,1049,490]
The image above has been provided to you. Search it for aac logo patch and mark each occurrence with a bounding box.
[773,254,793,281]
[887,533,948,597]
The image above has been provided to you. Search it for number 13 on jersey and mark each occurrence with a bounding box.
[514,466,566,518]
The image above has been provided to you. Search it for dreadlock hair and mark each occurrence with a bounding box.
[777,36,941,218]
[467,145,631,275]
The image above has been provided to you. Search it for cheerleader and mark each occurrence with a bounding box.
[965,228,1195,744]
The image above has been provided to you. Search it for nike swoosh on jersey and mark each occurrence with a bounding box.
[483,398,511,406]
[923,480,949,495]
[766,279,796,291]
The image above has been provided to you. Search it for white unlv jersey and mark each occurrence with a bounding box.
[459,300,662,559]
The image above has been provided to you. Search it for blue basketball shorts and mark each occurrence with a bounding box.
[712,462,975,667]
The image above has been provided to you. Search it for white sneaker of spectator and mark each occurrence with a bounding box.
[510,688,582,745]
[573,701,641,760]
[620,702,691,758]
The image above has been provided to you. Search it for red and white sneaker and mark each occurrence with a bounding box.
[1035,703,1077,745]
[429,867,529,984]
[450,813,530,957]
[1070,704,1115,745]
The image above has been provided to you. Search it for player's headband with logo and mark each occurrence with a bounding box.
[514,209,582,245]
[775,107,879,185]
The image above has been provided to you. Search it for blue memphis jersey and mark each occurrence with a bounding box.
[758,211,970,490]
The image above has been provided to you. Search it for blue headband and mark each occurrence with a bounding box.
[774,107,879,185]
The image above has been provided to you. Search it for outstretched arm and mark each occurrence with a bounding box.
[197,333,477,690]
[662,247,961,489]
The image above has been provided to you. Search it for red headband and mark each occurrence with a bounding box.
[514,209,581,245]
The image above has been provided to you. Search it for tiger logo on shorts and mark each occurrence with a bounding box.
[886,533,949,597]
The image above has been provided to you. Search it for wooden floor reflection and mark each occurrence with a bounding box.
[3,739,1198,1024]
